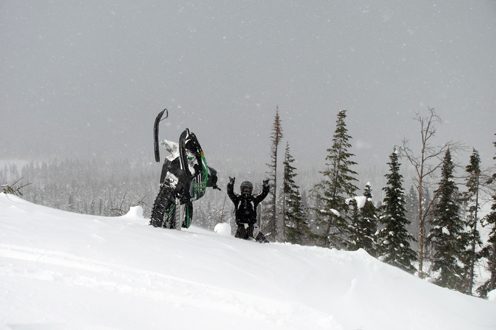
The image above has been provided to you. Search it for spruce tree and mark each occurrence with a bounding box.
[347,198,361,250]
[316,110,358,249]
[405,185,419,245]
[377,149,417,273]
[361,183,379,256]
[478,136,496,297]
[264,108,283,240]
[282,142,309,244]
[428,149,466,290]
[462,149,482,295]
[348,183,378,256]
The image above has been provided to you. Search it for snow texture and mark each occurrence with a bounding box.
[488,289,496,302]
[122,206,144,219]
[0,193,495,330]
[214,222,231,236]
[354,196,367,209]
[345,196,367,209]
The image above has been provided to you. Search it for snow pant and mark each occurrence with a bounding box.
[235,223,269,243]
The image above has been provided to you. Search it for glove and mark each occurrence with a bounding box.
[229,177,235,185]
[262,179,269,187]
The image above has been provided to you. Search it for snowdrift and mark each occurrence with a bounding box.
[0,193,494,330]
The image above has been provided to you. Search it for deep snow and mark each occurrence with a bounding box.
[0,193,495,330]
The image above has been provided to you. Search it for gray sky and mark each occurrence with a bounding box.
[1,0,495,182]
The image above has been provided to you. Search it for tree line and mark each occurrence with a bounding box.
[260,108,496,298]
[0,159,160,216]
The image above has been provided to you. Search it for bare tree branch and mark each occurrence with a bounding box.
[400,107,451,277]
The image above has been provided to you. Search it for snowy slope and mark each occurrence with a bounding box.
[0,193,494,330]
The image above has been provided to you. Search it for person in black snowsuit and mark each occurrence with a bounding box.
[227,177,270,243]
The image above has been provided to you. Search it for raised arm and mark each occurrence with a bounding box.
[254,179,270,204]
[227,177,239,203]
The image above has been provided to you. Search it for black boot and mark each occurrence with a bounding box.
[255,232,269,243]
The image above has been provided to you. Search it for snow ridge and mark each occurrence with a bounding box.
[0,193,495,330]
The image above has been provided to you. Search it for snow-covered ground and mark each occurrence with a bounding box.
[0,193,494,330]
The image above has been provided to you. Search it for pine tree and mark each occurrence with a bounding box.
[282,143,309,244]
[478,136,496,297]
[348,184,378,256]
[347,198,361,250]
[405,185,419,246]
[264,108,283,240]
[428,149,466,290]
[361,183,379,255]
[377,149,417,273]
[68,194,76,212]
[461,149,482,295]
[316,110,358,249]
[307,186,327,247]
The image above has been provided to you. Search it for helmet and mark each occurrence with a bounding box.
[240,181,253,196]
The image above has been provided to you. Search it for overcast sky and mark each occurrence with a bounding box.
[1,1,495,181]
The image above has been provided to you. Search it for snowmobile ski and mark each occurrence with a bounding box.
[154,108,168,162]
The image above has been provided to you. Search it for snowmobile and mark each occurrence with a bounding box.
[150,109,220,229]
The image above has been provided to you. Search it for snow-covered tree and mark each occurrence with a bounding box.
[478,136,496,297]
[362,183,379,255]
[347,198,360,251]
[264,108,283,240]
[405,185,419,248]
[282,143,310,244]
[348,183,378,256]
[428,149,466,290]
[377,149,417,273]
[461,149,482,295]
[315,110,359,249]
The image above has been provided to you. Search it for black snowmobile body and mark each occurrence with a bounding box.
[150,110,219,229]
